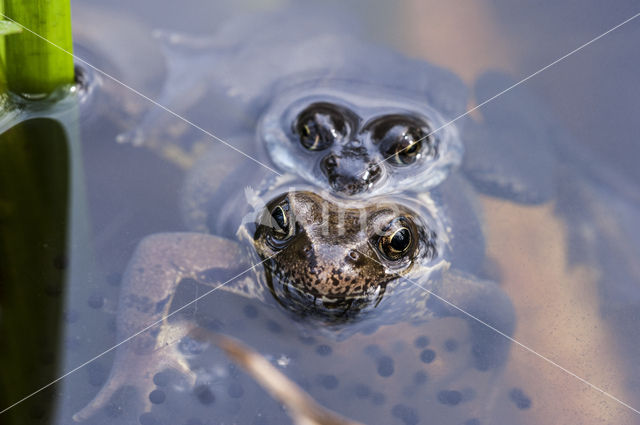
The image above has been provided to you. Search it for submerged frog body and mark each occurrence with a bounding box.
[118,8,468,197]
[116,11,560,208]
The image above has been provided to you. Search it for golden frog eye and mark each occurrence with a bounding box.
[390,135,422,165]
[365,115,436,166]
[294,103,348,151]
[378,222,413,261]
[383,125,427,165]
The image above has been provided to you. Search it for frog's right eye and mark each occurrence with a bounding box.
[376,217,417,261]
[294,103,348,151]
[364,115,436,166]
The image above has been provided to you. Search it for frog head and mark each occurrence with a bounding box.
[260,83,464,197]
[252,190,441,320]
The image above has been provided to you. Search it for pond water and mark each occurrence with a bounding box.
[1,1,640,425]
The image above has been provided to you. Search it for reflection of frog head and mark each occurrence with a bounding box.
[260,84,464,197]
[253,191,439,319]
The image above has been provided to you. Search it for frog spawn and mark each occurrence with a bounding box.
[74,278,530,425]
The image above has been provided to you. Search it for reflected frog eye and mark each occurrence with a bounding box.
[377,218,414,261]
[366,115,436,166]
[294,103,348,151]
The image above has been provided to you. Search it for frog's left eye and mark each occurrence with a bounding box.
[270,204,292,240]
[376,218,415,261]
[365,115,436,166]
[294,103,349,151]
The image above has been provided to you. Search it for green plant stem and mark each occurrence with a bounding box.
[0,118,69,424]
[4,0,74,96]
[0,20,22,91]
[1,0,4,66]
[1,0,5,88]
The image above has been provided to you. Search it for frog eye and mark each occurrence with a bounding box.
[270,205,291,239]
[294,103,348,151]
[385,134,423,165]
[366,115,436,166]
[377,218,414,261]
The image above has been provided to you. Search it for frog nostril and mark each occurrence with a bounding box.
[347,250,360,262]
[363,163,382,184]
[329,179,342,190]
[321,154,338,172]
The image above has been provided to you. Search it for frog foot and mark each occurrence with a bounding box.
[73,321,197,422]
[113,29,219,150]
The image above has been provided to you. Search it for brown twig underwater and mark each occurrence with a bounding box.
[190,328,366,425]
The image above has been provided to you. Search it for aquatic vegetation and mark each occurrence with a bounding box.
[2,0,74,96]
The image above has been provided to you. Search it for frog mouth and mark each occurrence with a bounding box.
[323,166,383,196]
[262,260,387,323]
[327,176,369,196]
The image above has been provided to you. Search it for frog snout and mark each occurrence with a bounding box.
[320,153,382,195]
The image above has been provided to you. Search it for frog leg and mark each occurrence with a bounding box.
[432,174,488,275]
[426,269,516,420]
[114,33,218,148]
[462,71,558,204]
[420,268,517,372]
[385,266,515,370]
[73,233,248,422]
[115,29,256,156]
